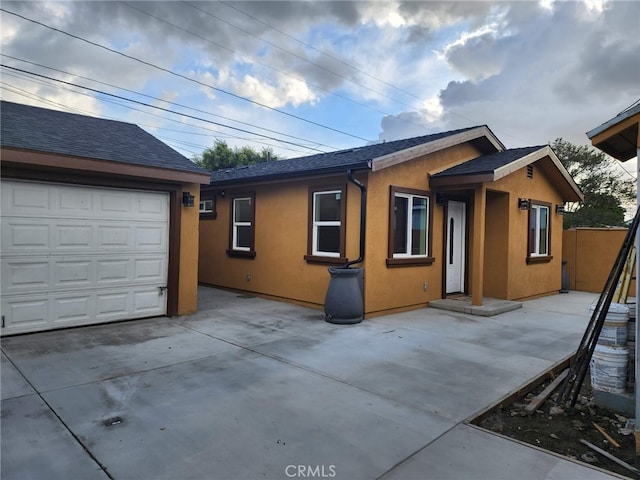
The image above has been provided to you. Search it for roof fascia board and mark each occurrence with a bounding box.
[429,173,495,187]
[587,105,640,140]
[493,146,583,202]
[371,126,504,172]
[1,148,211,185]
[209,164,370,187]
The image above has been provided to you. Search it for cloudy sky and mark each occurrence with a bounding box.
[1,0,638,164]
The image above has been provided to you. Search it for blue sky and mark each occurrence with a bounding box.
[1,0,638,167]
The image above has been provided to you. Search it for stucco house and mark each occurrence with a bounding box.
[1,101,211,335]
[198,125,583,318]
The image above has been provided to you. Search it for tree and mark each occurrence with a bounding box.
[551,138,636,229]
[193,140,279,171]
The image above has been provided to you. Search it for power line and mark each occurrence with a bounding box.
[1,64,332,153]
[1,72,316,157]
[0,7,372,143]
[218,0,430,105]
[120,1,439,136]
[1,54,335,152]
[184,1,434,118]
[215,0,531,146]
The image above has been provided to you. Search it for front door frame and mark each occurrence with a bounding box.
[442,195,469,296]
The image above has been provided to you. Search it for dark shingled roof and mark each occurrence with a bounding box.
[432,146,545,178]
[1,101,208,175]
[209,126,483,185]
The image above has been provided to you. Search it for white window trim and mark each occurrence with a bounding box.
[199,199,213,213]
[312,190,341,257]
[530,204,550,256]
[232,197,252,251]
[393,192,429,258]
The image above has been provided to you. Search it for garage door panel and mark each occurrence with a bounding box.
[2,181,51,213]
[134,258,165,281]
[97,259,130,283]
[56,260,93,286]
[2,260,50,290]
[56,224,93,250]
[54,295,93,324]
[58,189,92,214]
[133,289,165,313]
[1,180,169,335]
[2,222,50,252]
[1,296,49,331]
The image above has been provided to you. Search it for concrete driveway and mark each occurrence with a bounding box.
[1,287,620,480]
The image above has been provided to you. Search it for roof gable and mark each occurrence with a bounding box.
[209,125,503,186]
[431,145,583,202]
[1,101,208,176]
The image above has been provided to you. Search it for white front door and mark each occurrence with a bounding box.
[446,201,466,294]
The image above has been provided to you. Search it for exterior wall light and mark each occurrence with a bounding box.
[182,192,195,207]
[556,205,566,215]
[518,198,531,210]
[436,193,446,206]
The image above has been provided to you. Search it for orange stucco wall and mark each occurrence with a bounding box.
[199,174,362,308]
[198,144,571,316]
[362,143,483,315]
[483,191,510,298]
[177,183,201,315]
[563,228,633,293]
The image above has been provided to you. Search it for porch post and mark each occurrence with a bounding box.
[471,185,487,306]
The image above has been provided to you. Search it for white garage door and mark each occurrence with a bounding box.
[1,180,169,336]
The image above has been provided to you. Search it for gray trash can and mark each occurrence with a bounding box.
[324,267,364,324]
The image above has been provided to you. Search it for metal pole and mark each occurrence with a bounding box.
[633,144,640,456]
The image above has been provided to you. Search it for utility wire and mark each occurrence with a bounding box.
[0,7,371,143]
[216,0,531,145]
[219,0,429,105]
[120,2,438,136]
[1,54,334,151]
[1,65,330,153]
[184,1,431,117]
[1,73,316,156]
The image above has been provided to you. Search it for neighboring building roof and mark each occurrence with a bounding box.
[209,125,504,186]
[431,145,583,203]
[586,101,640,162]
[1,101,208,175]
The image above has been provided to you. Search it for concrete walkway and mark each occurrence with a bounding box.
[1,287,624,479]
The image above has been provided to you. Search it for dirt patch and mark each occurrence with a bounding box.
[476,378,638,478]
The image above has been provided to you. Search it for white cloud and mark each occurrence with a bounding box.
[226,73,318,109]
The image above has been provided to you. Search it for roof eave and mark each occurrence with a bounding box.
[208,162,370,187]
[493,146,583,202]
[1,147,211,185]
[586,103,640,140]
[371,125,505,172]
[429,173,495,188]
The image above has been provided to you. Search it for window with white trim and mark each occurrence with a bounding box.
[227,193,256,258]
[529,203,550,256]
[200,199,213,214]
[392,191,429,257]
[312,190,342,257]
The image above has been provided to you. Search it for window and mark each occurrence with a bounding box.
[305,186,346,264]
[387,186,434,267]
[199,190,217,219]
[227,193,255,258]
[200,199,213,213]
[527,202,552,263]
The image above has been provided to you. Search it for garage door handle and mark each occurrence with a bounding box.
[159,286,167,294]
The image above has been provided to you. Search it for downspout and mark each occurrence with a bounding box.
[343,169,366,268]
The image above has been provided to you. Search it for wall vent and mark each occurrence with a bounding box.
[526,165,534,179]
